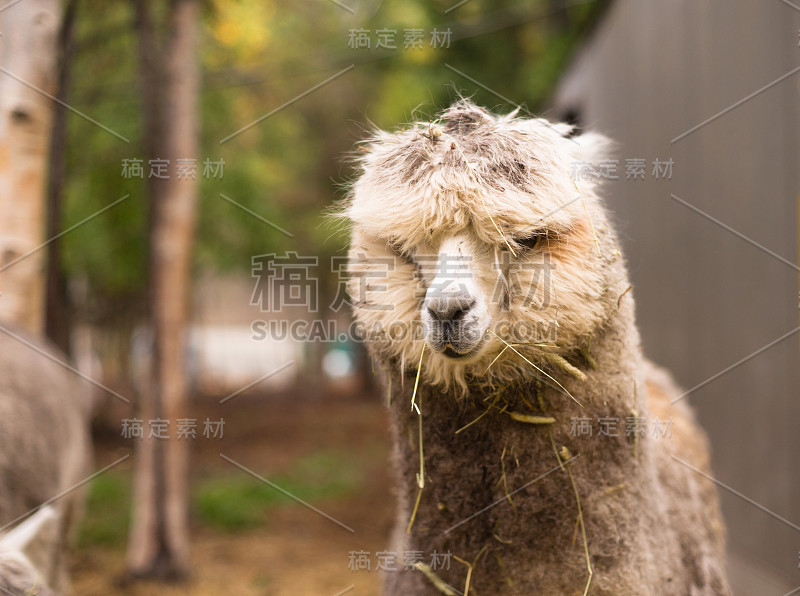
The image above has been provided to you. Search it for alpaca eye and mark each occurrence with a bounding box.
[518,233,545,251]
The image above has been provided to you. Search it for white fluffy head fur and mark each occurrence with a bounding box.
[343,100,628,392]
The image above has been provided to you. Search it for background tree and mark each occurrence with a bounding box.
[46,0,78,354]
[0,0,61,334]
[126,0,200,580]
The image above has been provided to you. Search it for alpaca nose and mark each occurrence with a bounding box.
[426,295,477,323]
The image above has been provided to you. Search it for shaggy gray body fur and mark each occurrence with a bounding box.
[0,326,93,593]
[382,301,728,595]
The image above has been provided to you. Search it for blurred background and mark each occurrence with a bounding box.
[0,0,796,594]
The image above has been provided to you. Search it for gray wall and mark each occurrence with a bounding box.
[553,1,799,593]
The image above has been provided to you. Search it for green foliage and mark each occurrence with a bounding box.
[75,451,363,546]
[194,450,362,532]
[62,4,147,311]
[61,0,607,307]
[76,472,131,549]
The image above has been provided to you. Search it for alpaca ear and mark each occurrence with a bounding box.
[569,130,613,164]
[0,506,59,573]
[548,121,575,138]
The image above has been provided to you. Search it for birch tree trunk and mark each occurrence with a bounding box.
[127,0,199,579]
[0,0,61,334]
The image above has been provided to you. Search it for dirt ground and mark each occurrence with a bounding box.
[72,392,395,596]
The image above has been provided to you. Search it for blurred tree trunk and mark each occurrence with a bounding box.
[547,0,570,29]
[45,0,77,354]
[0,0,61,334]
[128,0,199,580]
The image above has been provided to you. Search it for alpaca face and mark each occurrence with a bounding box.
[418,232,491,360]
[346,101,623,389]
[414,231,559,362]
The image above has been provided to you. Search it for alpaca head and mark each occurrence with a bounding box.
[0,506,59,595]
[344,100,627,390]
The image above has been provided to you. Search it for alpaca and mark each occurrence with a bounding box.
[0,506,61,595]
[0,326,93,593]
[343,101,730,595]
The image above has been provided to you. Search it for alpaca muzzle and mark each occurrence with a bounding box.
[423,287,487,359]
